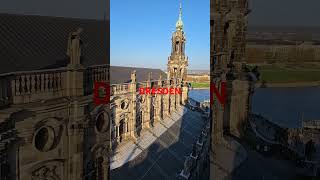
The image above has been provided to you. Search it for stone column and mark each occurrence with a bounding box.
[145,72,152,128]
[181,82,188,105]
[163,80,170,117]
[213,101,224,144]
[176,79,181,107]
[229,80,250,137]
[67,100,84,180]
[64,66,84,97]
[155,75,163,122]
[130,71,137,139]
[170,82,175,113]
[102,155,109,180]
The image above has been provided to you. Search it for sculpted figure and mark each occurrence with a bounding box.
[67,28,83,65]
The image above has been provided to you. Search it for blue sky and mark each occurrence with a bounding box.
[110,0,210,70]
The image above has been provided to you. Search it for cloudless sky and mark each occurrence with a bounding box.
[110,0,210,70]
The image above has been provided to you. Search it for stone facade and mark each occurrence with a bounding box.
[0,29,110,180]
[211,0,252,142]
[109,73,189,146]
[210,1,258,179]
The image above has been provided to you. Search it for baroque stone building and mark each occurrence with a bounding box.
[211,0,252,143]
[210,0,257,178]
[0,14,110,180]
[109,2,188,147]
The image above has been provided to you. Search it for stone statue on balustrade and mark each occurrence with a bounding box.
[67,28,83,66]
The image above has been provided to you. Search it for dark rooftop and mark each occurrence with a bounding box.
[110,66,166,84]
[0,13,109,74]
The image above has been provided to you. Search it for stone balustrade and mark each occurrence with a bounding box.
[111,83,130,95]
[85,64,109,83]
[179,118,210,180]
[0,64,109,106]
[0,68,66,104]
[84,64,109,95]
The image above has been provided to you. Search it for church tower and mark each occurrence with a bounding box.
[167,1,188,81]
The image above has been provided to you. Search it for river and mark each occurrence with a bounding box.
[189,87,320,128]
[189,89,210,102]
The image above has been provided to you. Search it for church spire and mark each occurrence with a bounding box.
[176,1,183,31]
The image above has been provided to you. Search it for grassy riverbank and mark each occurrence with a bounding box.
[251,63,320,83]
[190,82,210,89]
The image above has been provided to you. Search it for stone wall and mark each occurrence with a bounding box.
[110,71,189,147]
[0,30,110,180]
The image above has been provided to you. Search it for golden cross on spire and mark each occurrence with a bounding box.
[179,0,182,20]
[176,0,184,30]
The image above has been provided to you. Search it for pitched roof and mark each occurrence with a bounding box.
[0,13,108,74]
[110,66,166,84]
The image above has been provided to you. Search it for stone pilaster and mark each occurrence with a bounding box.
[155,75,163,122]
[228,80,250,137]
[181,82,188,105]
[169,80,175,113]
[130,71,137,139]
[65,66,85,97]
[67,100,84,180]
[176,79,181,107]
[102,156,109,180]
[144,72,152,128]
[163,80,170,117]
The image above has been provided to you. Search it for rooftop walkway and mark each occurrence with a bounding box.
[110,106,206,180]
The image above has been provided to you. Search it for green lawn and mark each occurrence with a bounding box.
[261,71,320,83]
[249,63,320,83]
[190,82,210,88]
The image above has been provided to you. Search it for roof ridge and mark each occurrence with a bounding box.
[0,12,105,22]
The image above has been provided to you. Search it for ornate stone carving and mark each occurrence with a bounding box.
[33,126,56,152]
[95,111,110,133]
[32,165,60,180]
